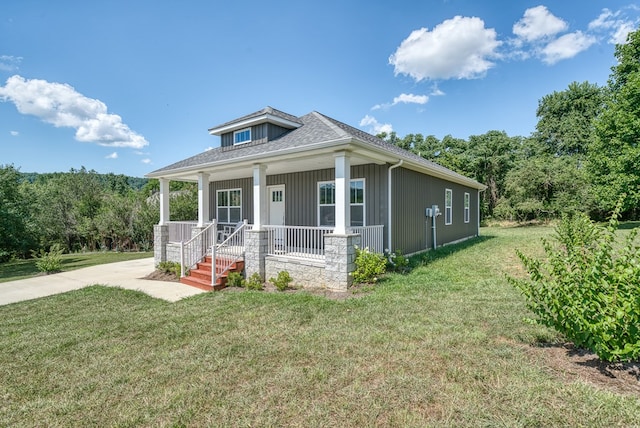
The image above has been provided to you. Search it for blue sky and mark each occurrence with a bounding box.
[1,1,638,178]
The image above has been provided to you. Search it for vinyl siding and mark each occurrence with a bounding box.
[392,167,479,254]
[220,123,292,148]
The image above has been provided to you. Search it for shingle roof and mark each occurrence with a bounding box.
[148,108,485,189]
[207,106,302,132]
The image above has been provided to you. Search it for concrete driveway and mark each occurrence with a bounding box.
[0,258,205,306]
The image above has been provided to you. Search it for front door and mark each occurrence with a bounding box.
[268,185,285,250]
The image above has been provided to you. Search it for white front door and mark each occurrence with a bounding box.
[268,185,285,225]
[269,185,285,250]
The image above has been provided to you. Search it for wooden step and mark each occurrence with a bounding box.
[180,256,244,292]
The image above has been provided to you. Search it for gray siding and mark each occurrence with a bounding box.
[220,123,292,148]
[207,164,388,233]
[392,167,479,254]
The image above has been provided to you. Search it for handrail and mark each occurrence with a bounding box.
[211,220,248,285]
[180,220,217,278]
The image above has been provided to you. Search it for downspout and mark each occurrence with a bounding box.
[387,160,403,252]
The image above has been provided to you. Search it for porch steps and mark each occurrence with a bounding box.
[180,255,245,291]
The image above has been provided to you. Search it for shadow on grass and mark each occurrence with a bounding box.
[617,221,640,230]
[408,234,496,270]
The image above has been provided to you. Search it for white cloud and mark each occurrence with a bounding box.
[10,130,18,136]
[105,152,118,159]
[141,158,152,164]
[393,93,429,105]
[359,115,393,135]
[0,55,22,72]
[0,75,149,149]
[513,6,568,42]
[389,16,501,81]
[541,31,597,64]
[589,8,637,45]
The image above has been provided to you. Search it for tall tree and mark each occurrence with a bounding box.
[0,165,37,260]
[589,28,640,216]
[535,81,604,156]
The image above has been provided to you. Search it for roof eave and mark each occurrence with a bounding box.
[208,114,302,135]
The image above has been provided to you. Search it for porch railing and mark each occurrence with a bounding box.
[349,225,384,254]
[168,221,197,242]
[180,220,217,277]
[211,220,249,285]
[266,226,334,260]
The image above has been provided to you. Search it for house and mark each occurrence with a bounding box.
[146,107,486,291]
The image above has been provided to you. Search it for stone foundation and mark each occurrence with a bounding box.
[265,256,325,289]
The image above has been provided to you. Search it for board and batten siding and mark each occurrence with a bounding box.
[220,123,292,148]
[392,167,479,254]
[207,164,388,240]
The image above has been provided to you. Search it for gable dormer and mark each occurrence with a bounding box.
[208,106,303,148]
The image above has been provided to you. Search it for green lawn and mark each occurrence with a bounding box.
[0,251,153,283]
[1,227,639,427]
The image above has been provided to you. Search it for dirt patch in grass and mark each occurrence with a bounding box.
[530,342,640,396]
[143,270,179,282]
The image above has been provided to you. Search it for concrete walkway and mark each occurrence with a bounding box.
[0,258,205,306]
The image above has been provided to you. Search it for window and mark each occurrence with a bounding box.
[464,192,470,223]
[318,179,365,227]
[445,188,452,225]
[233,128,251,145]
[217,189,242,223]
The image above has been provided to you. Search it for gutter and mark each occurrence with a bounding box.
[387,159,403,252]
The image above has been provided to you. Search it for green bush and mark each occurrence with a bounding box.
[32,243,64,274]
[245,272,263,291]
[270,270,292,291]
[352,246,386,284]
[157,261,181,278]
[226,271,244,287]
[386,249,409,273]
[508,204,640,362]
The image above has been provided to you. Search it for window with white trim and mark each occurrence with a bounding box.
[318,179,365,227]
[445,188,452,225]
[233,128,251,145]
[217,189,242,223]
[464,192,470,223]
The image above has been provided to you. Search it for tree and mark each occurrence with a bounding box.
[535,81,604,156]
[0,165,37,260]
[589,28,640,217]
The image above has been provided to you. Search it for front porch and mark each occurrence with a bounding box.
[156,221,384,290]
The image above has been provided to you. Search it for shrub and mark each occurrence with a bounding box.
[508,203,640,362]
[270,270,293,291]
[226,271,244,287]
[352,246,386,284]
[157,261,181,278]
[32,243,64,274]
[245,272,264,291]
[386,249,409,273]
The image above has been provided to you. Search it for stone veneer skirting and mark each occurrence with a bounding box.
[265,256,326,289]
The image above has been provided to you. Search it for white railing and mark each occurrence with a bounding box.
[266,226,334,260]
[212,220,249,285]
[349,225,384,254]
[180,220,217,277]
[168,221,198,242]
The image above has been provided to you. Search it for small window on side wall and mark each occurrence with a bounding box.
[445,188,452,225]
[464,192,470,223]
[233,128,251,145]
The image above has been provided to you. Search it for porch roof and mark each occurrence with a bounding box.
[147,110,487,191]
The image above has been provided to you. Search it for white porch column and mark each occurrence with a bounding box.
[253,164,268,230]
[159,178,170,225]
[197,172,210,227]
[334,151,351,235]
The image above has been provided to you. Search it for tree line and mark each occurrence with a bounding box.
[378,28,640,223]
[0,167,197,261]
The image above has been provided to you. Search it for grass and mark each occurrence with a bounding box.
[1,226,639,427]
[0,251,153,283]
